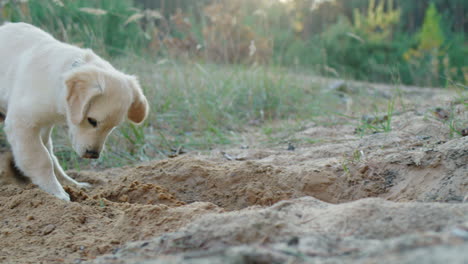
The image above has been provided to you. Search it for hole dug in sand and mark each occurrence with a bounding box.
[97,181,185,206]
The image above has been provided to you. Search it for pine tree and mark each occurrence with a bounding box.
[417,3,444,51]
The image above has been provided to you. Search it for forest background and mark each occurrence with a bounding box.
[1,0,466,87]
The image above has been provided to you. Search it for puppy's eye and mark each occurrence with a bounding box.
[87,118,98,128]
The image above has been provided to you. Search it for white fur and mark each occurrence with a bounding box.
[0,23,148,201]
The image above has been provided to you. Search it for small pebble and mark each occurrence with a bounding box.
[42,224,56,235]
[451,226,468,241]
[140,242,149,248]
[461,128,468,137]
[433,107,450,120]
[287,236,300,246]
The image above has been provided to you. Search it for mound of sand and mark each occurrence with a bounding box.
[0,82,466,263]
[91,197,468,264]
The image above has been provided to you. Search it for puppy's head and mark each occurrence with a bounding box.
[64,66,148,159]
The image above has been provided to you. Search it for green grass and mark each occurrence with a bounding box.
[51,58,348,169]
[354,96,395,136]
[1,56,464,171]
[0,0,465,172]
[53,57,448,170]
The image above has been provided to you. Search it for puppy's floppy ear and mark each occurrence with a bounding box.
[127,76,149,124]
[64,69,103,125]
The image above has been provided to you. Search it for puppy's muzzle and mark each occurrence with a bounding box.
[83,149,100,159]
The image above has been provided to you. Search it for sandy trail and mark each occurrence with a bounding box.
[0,81,467,263]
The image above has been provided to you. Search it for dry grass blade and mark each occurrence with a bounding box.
[146,9,163,20]
[79,7,107,16]
[221,151,234,161]
[52,0,63,7]
[124,9,163,26]
[124,13,144,25]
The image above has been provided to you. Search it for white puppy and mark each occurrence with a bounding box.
[0,22,149,201]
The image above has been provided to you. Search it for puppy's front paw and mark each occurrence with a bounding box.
[37,181,71,201]
[54,190,71,202]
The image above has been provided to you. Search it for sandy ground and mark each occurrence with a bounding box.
[0,81,467,263]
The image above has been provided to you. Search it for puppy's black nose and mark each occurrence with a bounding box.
[84,149,100,159]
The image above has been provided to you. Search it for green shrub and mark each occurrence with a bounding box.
[1,0,147,56]
[403,3,466,87]
[1,0,465,87]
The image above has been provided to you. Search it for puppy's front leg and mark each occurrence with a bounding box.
[41,127,91,189]
[5,123,70,201]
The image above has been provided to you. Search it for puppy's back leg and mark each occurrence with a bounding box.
[41,127,91,189]
[5,119,70,201]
